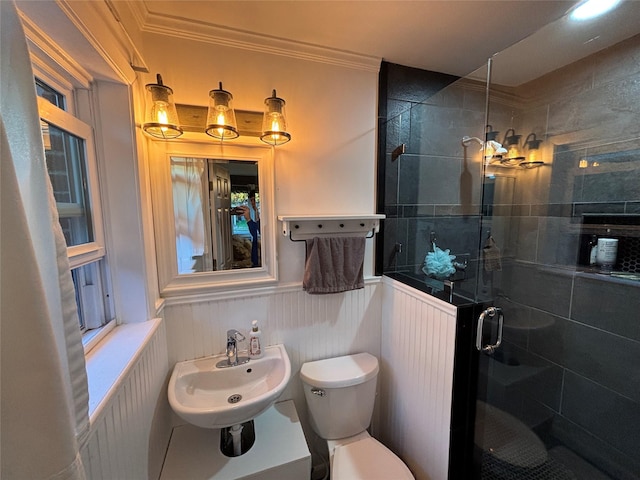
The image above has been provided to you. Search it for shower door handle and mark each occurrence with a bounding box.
[475,307,504,354]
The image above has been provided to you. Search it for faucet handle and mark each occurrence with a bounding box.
[227,329,245,342]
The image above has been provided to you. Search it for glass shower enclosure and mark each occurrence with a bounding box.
[378,3,640,479]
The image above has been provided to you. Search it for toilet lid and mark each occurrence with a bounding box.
[333,437,414,480]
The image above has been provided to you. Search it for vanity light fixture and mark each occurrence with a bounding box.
[501,128,525,166]
[143,73,183,139]
[260,89,291,146]
[205,82,239,140]
[520,133,544,168]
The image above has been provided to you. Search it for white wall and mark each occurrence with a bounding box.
[137,27,380,283]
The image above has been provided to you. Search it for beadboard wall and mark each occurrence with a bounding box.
[80,319,170,480]
[162,278,458,480]
[162,282,383,448]
[379,277,458,480]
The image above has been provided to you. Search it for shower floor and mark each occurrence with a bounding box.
[481,445,612,480]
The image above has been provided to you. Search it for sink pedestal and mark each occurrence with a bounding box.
[160,400,311,480]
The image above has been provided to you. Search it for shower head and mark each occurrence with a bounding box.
[461,136,484,147]
[461,136,508,162]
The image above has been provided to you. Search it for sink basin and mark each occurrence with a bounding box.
[168,344,291,428]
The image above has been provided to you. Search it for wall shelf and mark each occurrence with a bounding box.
[278,214,385,241]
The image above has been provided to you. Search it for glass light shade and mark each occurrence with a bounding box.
[205,82,239,140]
[143,74,183,139]
[260,89,291,146]
[501,128,524,165]
[521,133,544,168]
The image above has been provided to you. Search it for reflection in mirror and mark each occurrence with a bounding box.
[149,140,275,296]
[171,158,260,273]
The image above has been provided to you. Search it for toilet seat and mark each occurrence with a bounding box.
[332,437,414,480]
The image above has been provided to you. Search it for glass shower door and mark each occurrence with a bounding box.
[472,3,640,479]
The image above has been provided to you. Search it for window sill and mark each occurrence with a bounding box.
[85,318,161,422]
[82,319,116,354]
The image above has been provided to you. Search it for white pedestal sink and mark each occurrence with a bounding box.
[168,344,291,429]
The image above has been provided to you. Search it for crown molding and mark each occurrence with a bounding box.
[138,9,381,73]
[19,11,93,88]
[55,0,139,83]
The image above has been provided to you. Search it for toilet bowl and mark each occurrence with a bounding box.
[300,353,414,480]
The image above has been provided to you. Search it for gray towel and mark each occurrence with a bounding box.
[303,237,366,294]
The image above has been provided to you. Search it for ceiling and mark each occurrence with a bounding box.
[140,1,577,78]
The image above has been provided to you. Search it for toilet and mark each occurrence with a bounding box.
[300,353,414,480]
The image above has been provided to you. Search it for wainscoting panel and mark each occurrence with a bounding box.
[80,319,170,480]
[162,282,382,461]
[380,277,457,480]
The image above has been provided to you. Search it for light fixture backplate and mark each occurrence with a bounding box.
[176,104,263,137]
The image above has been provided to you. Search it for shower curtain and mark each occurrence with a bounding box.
[1,2,89,478]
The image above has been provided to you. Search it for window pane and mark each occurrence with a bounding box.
[41,120,94,247]
[35,77,66,110]
[71,260,109,331]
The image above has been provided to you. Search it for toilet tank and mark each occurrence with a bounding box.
[300,353,379,440]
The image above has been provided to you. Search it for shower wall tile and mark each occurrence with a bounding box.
[385,62,458,104]
[571,275,640,342]
[547,76,640,142]
[497,299,531,348]
[384,152,399,207]
[593,34,640,88]
[536,216,580,267]
[511,345,564,414]
[382,217,408,271]
[572,202,626,216]
[510,216,539,262]
[531,203,574,217]
[580,169,640,203]
[527,312,567,366]
[397,154,421,204]
[551,412,640,479]
[564,320,639,402]
[509,204,532,216]
[562,371,640,461]
[516,56,595,109]
[408,103,485,157]
[407,216,482,271]
[626,201,640,214]
[462,82,487,112]
[435,204,483,216]
[402,204,435,217]
[409,156,463,205]
[385,100,412,152]
[505,263,573,317]
[386,99,412,124]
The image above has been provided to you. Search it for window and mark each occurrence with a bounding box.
[36,78,113,336]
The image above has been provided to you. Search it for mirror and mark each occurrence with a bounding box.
[171,157,261,273]
[149,140,276,296]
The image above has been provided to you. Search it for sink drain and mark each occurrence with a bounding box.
[227,394,242,404]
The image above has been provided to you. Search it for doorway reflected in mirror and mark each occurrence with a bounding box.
[171,157,259,273]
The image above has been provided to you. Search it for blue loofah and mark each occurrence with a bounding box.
[422,242,456,279]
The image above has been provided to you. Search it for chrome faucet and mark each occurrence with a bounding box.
[224,329,248,367]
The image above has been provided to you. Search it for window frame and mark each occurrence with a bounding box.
[34,71,115,342]
[37,96,107,269]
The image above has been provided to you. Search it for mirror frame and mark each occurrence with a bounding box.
[149,139,277,296]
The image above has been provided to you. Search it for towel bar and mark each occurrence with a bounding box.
[288,228,375,242]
